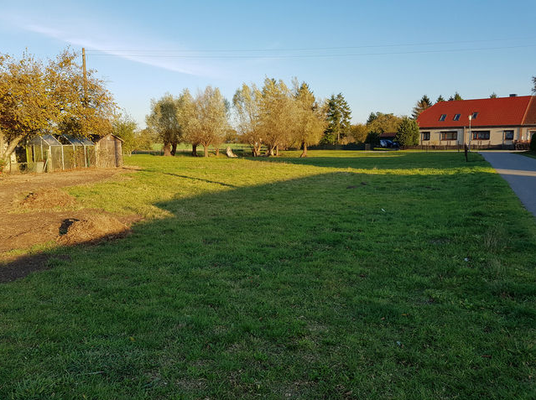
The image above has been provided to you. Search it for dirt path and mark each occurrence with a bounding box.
[0,167,138,257]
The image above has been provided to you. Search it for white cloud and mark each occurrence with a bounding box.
[2,12,219,78]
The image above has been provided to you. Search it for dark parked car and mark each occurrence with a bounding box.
[379,140,400,149]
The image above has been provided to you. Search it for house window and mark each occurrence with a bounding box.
[439,114,447,121]
[441,131,457,141]
[453,114,461,121]
[504,130,514,140]
[421,132,430,141]
[472,131,490,140]
[472,112,478,119]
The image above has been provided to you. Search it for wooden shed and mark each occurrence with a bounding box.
[95,134,123,168]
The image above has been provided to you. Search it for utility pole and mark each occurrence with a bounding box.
[82,48,88,101]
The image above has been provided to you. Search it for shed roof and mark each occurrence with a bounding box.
[417,95,536,129]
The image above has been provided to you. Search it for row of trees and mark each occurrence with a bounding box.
[346,112,419,147]
[146,87,229,157]
[114,75,536,154]
[233,79,326,157]
[0,49,115,167]
[148,78,327,157]
[411,92,464,119]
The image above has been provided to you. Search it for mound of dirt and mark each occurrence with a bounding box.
[57,214,130,245]
[19,188,76,209]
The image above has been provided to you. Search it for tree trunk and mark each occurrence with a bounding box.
[253,144,261,157]
[203,145,209,157]
[265,146,275,157]
[171,142,178,156]
[300,142,308,158]
[192,144,198,157]
[215,147,220,156]
[1,135,24,163]
[163,142,172,156]
[275,145,279,156]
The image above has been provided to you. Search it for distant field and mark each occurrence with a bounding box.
[149,142,252,153]
[1,151,535,399]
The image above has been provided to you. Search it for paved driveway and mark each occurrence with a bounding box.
[480,151,536,218]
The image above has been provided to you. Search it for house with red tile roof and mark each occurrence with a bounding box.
[417,95,536,148]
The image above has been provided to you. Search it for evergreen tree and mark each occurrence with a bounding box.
[395,117,420,147]
[412,95,433,119]
[532,76,536,94]
[436,95,445,103]
[449,92,463,101]
[321,93,351,144]
[490,92,497,98]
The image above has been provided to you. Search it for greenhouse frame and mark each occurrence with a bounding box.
[5,134,122,173]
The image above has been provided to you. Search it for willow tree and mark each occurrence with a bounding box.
[0,49,115,168]
[146,92,189,156]
[186,86,229,157]
[259,78,295,156]
[233,83,263,156]
[293,81,326,157]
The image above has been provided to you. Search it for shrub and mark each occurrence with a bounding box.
[530,132,536,152]
[395,117,420,147]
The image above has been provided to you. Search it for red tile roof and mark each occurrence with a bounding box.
[417,96,536,129]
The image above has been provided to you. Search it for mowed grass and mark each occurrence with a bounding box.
[1,151,535,399]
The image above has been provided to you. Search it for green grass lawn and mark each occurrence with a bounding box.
[1,151,535,399]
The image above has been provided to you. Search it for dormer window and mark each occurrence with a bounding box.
[453,114,461,121]
[472,112,478,119]
[439,114,447,121]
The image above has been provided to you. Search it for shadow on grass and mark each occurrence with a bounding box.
[246,151,489,170]
[0,162,535,399]
[160,172,238,188]
[0,157,515,284]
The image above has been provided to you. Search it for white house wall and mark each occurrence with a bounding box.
[419,127,531,146]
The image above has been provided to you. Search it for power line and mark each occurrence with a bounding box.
[84,44,536,59]
[84,36,536,55]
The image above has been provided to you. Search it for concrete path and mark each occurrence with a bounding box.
[480,151,536,218]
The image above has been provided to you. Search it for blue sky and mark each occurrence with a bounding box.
[1,0,535,128]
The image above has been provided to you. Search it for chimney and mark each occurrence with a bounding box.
[509,94,517,97]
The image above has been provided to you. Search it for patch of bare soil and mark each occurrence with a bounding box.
[57,214,129,245]
[18,188,77,209]
[0,167,141,283]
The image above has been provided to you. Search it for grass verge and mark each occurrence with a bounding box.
[0,151,535,399]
